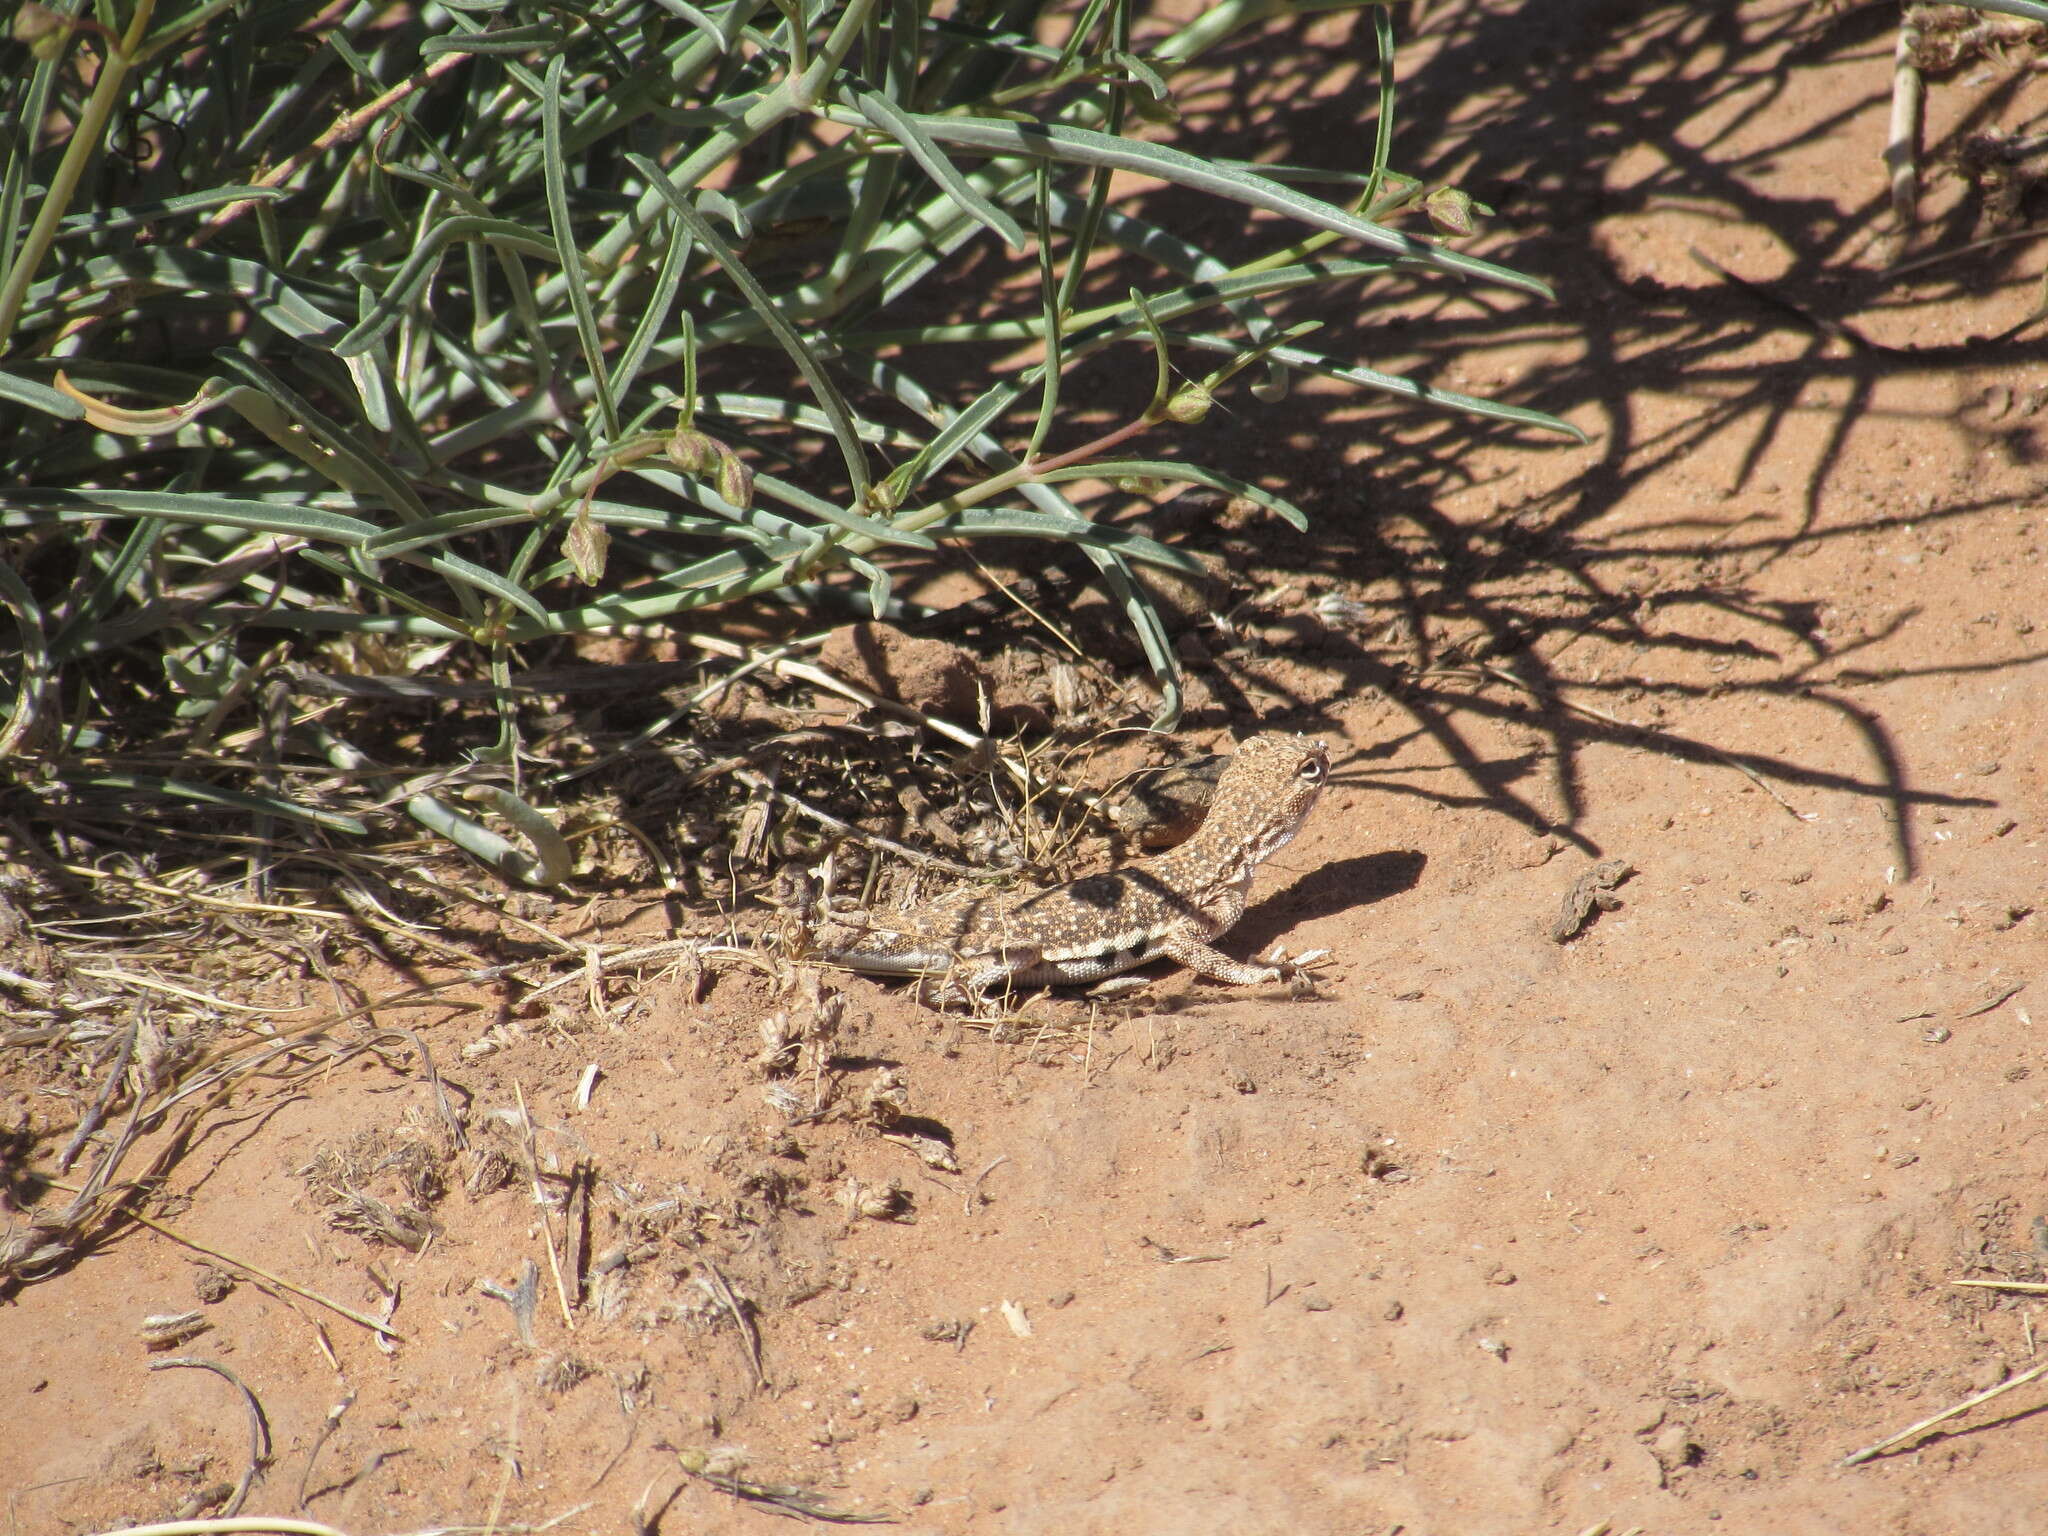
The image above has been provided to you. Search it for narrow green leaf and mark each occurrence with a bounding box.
[74,773,369,835]
[408,786,571,887]
[49,515,168,661]
[841,255,1393,349]
[645,0,735,50]
[0,368,85,418]
[1129,288,1173,414]
[56,186,291,236]
[1036,459,1310,531]
[627,151,874,503]
[873,113,1554,298]
[931,507,1209,576]
[296,548,477,635]
[419,22,568,56]
[851,88,1028,250]
[699,391,917,446]
[28,249,348,344]
[361,506,532,557]
[6,489,380,543]
[1362,6,1396,216]
[212,606,467,640]
[209,352,435,520]
[749,470,939,548]
[0,558,48,759]
[1173,331,1587,439]
[401,547,551,623]
[611,221,695,410]
[1088,549,1181,731]
[846,553,893,622]
[333,217,560,357]
[883,377,1024,500]
[1029,161,1065,458]
[542,54,619,441]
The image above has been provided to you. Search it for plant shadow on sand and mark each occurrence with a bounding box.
[893,0,2039,883]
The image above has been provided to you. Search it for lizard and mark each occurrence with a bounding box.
[795,732,1331,997]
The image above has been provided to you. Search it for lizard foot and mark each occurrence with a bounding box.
[1262,944,1334,997]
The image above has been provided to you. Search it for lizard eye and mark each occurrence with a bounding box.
[1297,755,1326,783]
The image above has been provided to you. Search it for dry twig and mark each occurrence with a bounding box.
[695,1261,767,1388]
[98,1193,405,1341]
[674,1449,893,1524]
[1842,1357,2048,1466]
[146,1357,271,1515]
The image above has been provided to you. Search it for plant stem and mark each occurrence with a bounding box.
[0,0,159,350]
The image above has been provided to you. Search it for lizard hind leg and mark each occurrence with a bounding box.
[913,947,1042,1012]
[1157,932,1283,986]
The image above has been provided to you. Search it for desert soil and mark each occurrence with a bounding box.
[7,2,2048,1533]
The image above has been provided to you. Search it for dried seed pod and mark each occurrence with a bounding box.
[139,1311,212,1351]
[863,1068,909,1127]
[839,1177,912,1223]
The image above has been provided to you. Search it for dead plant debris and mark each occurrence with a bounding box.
[1552,859,1637,943]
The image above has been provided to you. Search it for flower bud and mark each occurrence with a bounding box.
[715,446,754,509]
[1163,383,1212,424]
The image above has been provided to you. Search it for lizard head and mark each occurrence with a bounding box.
[1210,731,1329,863]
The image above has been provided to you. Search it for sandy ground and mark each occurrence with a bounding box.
[7,2,2048,1533]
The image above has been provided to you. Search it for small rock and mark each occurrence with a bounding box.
[1652,1423,1701,1467]
[817,623,983,720]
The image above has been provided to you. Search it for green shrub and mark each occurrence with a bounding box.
[0,0,1573,880]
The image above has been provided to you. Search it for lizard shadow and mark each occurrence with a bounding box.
[1233,850,1427,956]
